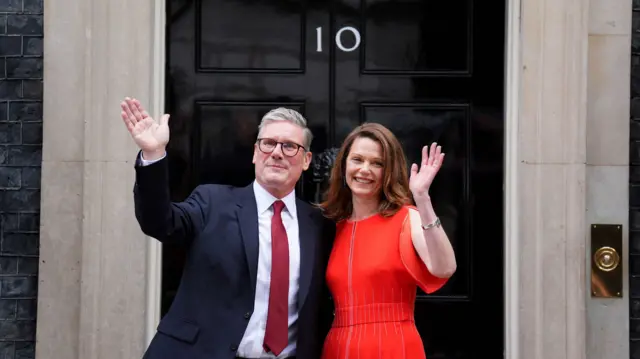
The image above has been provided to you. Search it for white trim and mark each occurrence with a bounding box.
[145,0,167,346]
[144,0,522,353]
[503,0,520,355]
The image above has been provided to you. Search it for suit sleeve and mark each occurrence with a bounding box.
[133,152,210,245]
[318,218,336,341]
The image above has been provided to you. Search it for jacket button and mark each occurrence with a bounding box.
[230,345,237,351]
[244,312,251,319]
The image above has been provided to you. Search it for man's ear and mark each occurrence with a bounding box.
[252,143,258,164]
[302,151,312,170]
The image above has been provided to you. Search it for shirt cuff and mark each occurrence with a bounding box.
[140,152,166,166]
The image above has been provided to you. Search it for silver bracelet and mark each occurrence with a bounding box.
[421,217,441,230]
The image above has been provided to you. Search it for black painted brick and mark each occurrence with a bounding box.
[8,146,41,166]
[7,102,40,123]
[2,234,38,256]
[22,0,40,13]
[20,123,39,144]
[0,300,17,319]
[21,80,40,99]
[0,123,21,144]
[0,0,20,12]
[0,36,21,57]
[5,58,41,79]
[0,0,42,357]
[0,342,14,358]
[16,258,35,275]
[0,214,18,232]
[0,320,35,340]
[0,190,40,211]
[16,214,36,232]
[6,15,41,36]
[18,168,37,189]
[15,299,34,320]
[0,103,7,121]
[14,342,33,359]
[21,37,39,56]
[0,277,37,298]
[0,257,17,274]
[0,168,20,188]
[0,81,20,100]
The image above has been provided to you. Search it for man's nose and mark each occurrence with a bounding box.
[271,143,284,158]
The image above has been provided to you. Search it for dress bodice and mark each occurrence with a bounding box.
[322,206,448,359]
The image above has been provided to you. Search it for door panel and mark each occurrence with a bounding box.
[360,0,470,74]
[197,0,305,72]
[164,0,505,357]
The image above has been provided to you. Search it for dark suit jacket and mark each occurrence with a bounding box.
[133,155,335,359]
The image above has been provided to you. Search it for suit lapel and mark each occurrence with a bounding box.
[296,201,317,308]
[236,184,318,307]
[236,185,259,297]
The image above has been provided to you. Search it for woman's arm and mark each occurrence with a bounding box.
[408,197,457,278]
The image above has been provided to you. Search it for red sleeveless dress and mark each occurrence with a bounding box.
[321,206,448,359]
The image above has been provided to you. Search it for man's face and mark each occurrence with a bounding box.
[252,121,312,197]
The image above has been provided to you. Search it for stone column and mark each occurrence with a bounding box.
[518,0,589,356]
[37,0,158,357]
[585,0,631,356]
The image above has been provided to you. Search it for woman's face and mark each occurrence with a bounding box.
[345,137,385,200]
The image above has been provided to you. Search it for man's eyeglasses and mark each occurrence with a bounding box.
[257,138,306,157]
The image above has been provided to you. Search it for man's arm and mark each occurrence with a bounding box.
[133,152,210,245]
[121,97,209,245]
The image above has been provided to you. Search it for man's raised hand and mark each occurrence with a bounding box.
[120,97,170,160]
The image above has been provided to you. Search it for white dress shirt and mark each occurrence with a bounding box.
[139,153,301,358]
[237,181,300,358]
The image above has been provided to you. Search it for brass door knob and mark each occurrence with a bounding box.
[593,246,620,272]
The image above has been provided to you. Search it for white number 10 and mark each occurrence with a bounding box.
[316,26,361,53]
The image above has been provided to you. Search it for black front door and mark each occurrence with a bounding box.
[164,0,505,358]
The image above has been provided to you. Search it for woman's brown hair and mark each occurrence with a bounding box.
[318,123,412,221]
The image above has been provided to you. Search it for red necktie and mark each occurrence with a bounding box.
[263,200,289,355]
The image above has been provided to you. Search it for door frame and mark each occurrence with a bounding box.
[144,0,522,356]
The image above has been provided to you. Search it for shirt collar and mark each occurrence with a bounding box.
[252,180,297,218]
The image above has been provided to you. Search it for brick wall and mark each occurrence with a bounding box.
[0,0,42,357]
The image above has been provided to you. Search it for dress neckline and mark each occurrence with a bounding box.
[346,212,380,223]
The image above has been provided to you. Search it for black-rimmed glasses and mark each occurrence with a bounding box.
[257,138,306,157]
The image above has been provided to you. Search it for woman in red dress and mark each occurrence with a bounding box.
[318,123,457,359]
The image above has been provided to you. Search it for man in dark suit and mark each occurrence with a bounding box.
[120,98,334,359]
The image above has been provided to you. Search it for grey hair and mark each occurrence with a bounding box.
[258,107,313,150]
